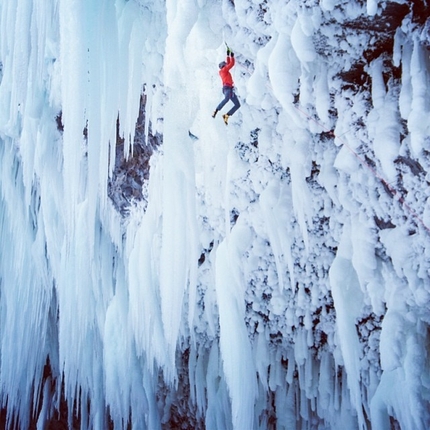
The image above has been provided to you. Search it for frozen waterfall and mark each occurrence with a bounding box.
[0,0,429,429]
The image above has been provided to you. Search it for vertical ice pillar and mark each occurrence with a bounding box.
[157,0,199,379]
[56,0,126,425]
[215,221,257,430]
[329,222,366,430]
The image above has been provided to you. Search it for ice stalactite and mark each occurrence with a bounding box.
[216,222,257,430]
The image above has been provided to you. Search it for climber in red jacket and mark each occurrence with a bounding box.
[212,47,241,125]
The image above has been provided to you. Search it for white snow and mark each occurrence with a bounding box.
[0,0,429,429]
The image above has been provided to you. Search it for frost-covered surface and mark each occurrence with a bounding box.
[0,0,430,429]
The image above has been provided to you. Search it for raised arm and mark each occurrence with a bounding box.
[224,54,235,71]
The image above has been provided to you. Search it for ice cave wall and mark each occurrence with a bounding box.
[0,0,429,429]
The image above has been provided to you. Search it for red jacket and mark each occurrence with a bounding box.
[219,56,235,87]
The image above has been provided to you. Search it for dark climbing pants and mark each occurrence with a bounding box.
[216,86,240,116]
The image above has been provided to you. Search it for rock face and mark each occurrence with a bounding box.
[0,0,429,429]
[108,94,162,217]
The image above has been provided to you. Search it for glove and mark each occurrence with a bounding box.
[227,48,231,56]
[230,51,234,57]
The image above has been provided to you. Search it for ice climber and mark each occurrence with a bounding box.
[212,47,241,125]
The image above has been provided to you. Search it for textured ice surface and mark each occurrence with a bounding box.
[0,0,429,429]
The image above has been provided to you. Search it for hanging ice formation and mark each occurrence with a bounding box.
[0,0,429,429]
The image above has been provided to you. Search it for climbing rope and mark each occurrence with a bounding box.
[230,53,430,233]
[292,104,430,235]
